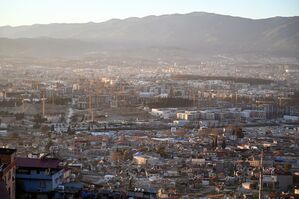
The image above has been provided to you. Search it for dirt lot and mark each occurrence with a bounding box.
[0,103,69,115]
[98,107,154,121]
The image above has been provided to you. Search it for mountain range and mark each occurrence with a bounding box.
[0,12,298,60]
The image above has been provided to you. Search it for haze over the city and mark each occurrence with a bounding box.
[0,1,299,199]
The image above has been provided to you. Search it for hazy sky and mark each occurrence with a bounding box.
[1,0,299,26]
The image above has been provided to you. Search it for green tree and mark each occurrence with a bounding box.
[156,145,167,158]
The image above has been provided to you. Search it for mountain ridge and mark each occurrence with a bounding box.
[1,12,298,28]
[0,12,298,60]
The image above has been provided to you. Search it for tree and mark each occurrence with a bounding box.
[15,113,24,120]
[235,127,244,138]
[33,114,47,128]
[123,150,133,161]
[71,115,78,123]
[51,125,55,132]
[67,126,75,134]
[59,113,66,123]
[9,132,19,139]
[221,139,226,149]
[41,125,50,134]
[156,145,167,158]
[45,140,53,152]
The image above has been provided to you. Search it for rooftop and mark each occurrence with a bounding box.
[0,148,17,155]
[16,157,61,169]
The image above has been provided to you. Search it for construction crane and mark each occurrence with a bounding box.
[52,91,55,105]
[34,80,40,90]
[89,94,94,122]
[22,99,25,113]
[40,91,46,118]
[88,81,94,122]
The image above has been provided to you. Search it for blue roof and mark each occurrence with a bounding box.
[134,152,143,156]
[275,156,285,162]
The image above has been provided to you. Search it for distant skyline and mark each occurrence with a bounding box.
[0,0,299,26]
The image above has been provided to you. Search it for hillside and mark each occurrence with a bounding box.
[0,12,298,59]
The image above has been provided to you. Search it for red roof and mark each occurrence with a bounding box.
[16,157,61,169]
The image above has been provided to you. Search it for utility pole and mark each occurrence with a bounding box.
[259,149,263,199]
[22,99,25,113]
[52,92,55,105]
[89,93,94,122]
[89,82,94,122]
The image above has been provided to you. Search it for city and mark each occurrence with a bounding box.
[0,0,299,199]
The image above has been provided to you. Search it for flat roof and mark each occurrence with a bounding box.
[16,157,61,169]
[0,148,17,155]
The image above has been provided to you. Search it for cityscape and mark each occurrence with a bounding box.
[0,0,299,199]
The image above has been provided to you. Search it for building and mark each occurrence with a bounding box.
[127,188,157,199]
[133,153,160,166]
[151,108,177,119]
[0,148,17,199]
[0,179,11,199]
[177,111,199,121]
[16,157,64,198]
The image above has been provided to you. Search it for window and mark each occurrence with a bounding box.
[17,169,30,175]
[40,181,47,188]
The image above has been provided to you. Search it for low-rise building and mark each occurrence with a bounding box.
[0,148,17,199]
[16,157,64,197]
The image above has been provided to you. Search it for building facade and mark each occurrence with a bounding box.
[0,148,17,199]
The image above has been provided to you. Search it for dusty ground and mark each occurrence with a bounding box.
[0,103,69,115]
[97,107,154,121]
